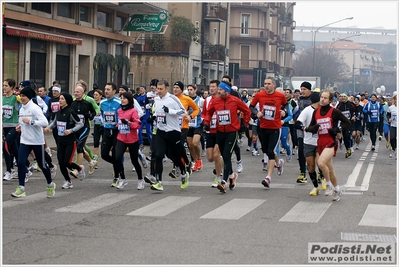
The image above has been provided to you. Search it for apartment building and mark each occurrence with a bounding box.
[228,2,296,89]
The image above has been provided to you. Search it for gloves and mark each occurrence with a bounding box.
[306,124,320,134]
[120,118,129,125]
[251,113,258,120]
[147,115,156,124]
[145,103,152,109]
[367,111,372,115]
[328,127,341,136]
[203,124,210,131]
[162,105,169,113]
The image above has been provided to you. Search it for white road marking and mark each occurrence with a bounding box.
[358,204,397,228]
[279,201,332,223]
[200,198,265,220]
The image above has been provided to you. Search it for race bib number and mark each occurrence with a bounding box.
[392,114,397,122]
[178,116,183,127]
[103,111,116,125]
[78,114,85,125]
[2,105,13,119]
[210,114,217,129]
[57,121,67,136]
[317,117,331,135]
[118,121,130,134]
[370,109,378,119]
[93,114,102,125]
[342,110,350,119]
[157,113,167,126]
[217,110,231,125]
[189,116,197,127]
[263,105,276,120]
[51,102,60,113]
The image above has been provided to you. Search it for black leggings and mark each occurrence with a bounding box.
[3,127,19,172]
[93,124,104,148]
[390,127,397,151]
[57,141,81,181]
[155,130,185,182]
[101,128,118,177]
[368,122,379,146]
[216,131,238,183]
[115,140,142,180]
[18,144,52,187]
[259,128,281,160]
[150,134,157,176]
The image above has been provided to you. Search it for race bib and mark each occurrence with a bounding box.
[188,116,197,127]
[51,102,60,113]
[178,116,183,127]
[342,110,350,119]
[103,111,116,125]
[78,114,85,125]
[317,117,331,135]
[217,110,231,125]
[263,105,276,120]
[57,121,67,136]
[370,109,378,119]
[2,105,13,119]
[118,121,130,134]
[157,113,167,126]
[392,114,397,122]
[210,114,217,129]
[93,114,102,125]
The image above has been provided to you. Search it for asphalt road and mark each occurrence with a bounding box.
[2,133,397,265]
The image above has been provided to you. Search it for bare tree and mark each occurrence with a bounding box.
[293,47,350,88]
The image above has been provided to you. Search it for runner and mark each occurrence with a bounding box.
[387,94,397,159]
[363,94,384,151]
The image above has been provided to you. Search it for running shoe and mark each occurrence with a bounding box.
[116,179,128,189]
[169,168,178,179]
[70,169,79,179]
[211,177,219,188]
[229,172,237,190]
[321,178,327,190]
[144,174,157,185]
[345,149,352,158]
[246,147,251,151]
[217,181,227,193]
[262,162,268,172]
[332,189,342,201]
[32,161,40,171]
[252,150,260,156]
[286,153,292,162]
[201,150,206,157]
[50,165,57,179]
[325,184,334,196]
[371,145,375,151]
[151,182,164,191]
[276,159,284,176]
[45,147,52,157]
[186,162,193,175]
[137,179,145,190]
[181,172,189,189]
[47,182,56,198]
[78,165,85,181]
[11,187,26,198]
[25,170,32,183]
[297,173,307,184]
[378,135,382,141]
[309,187,320,196]
[3,171,12,181]
[132,167,136,172]
[236,160,243,173]
[192,161,199,172]
[339,142,344,150]
[261,177,271,188]
[386,141,390,149]
[111,178,119,187]
[12,170,18,179]
[141,156,148,169]
[196,159,203,171]
[62,181,73,189]
[355,145,359,150]
[88,160,97,175]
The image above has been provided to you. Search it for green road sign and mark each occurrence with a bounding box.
[124,10,168,32]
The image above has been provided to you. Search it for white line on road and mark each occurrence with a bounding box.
[127,196,200,217]
[54,193,134,213]
[200,198,265,220]
[358,204,397,228]
[279,201,332,223]
[3,191,68,208]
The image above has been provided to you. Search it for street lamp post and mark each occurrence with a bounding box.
[311,17,354,76]
[327,34,361,87]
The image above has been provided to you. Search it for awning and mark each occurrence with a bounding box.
[5,24,82,45]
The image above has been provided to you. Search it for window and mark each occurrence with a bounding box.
[116,16,126,31]
[9,3,24,7]
[241,45,250,68]
[97,41,108,54]
[115,44,123,56]
[31,3,51,14]
[97,11,111,27]
[57,3,73,18]
[241,14,250,35]
[80,5,90,22]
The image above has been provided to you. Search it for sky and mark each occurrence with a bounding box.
[293,1,398,30]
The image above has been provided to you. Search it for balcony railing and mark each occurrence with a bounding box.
[230,27,270,41]
[204,3,227,22]
[203,42,228,62]
[230,2,269,12]
[229,59,281,71]
[130,37,190,55]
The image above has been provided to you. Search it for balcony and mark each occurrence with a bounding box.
[228,59,280,72]
[203,3,227,22]
[130,37,190,56]
[230,2,269,12]
[203,42,228,62]
[230,27,270,42]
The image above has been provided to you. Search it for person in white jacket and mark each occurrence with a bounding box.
[12,86,56,198]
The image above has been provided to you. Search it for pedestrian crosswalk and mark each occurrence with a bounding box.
[3,192,396,228]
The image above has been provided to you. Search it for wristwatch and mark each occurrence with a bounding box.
[30,120,35,125]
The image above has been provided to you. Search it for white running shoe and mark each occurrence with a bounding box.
[78,165,85,181]
[3,171,12,181]
[236,160,243,173]
[25,170,32,183]
[325,184,333,196]
[50,165,57,179]
[62,180,73,189]
[137,179,145,190]
[117,179,128,189]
